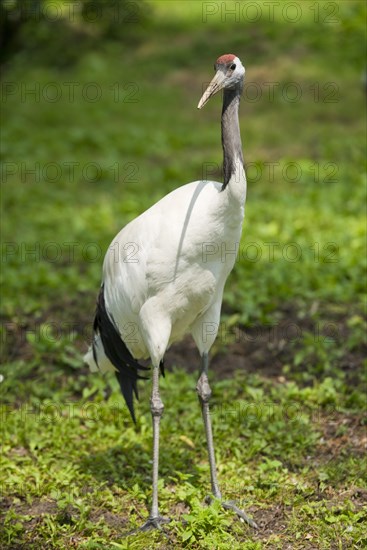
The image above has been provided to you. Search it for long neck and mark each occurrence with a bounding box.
[221,85,244,191]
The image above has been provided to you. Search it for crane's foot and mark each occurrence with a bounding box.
[205,496,258,529]
[140,515,170,531]
[125,515,170,534]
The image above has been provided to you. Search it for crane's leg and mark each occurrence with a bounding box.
[196,352,221,499]
[139,363,170,531]
[197,352,257,528]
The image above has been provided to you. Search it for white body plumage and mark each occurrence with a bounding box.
[85,157,246,371]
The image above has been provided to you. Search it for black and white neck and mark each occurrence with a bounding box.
[221,81,244,193]
[198,54,246,204]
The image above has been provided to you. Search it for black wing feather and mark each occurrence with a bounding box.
[92,284,149,423]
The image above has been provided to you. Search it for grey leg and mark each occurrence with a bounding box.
[150,364,164,519]
[197,353,258,529]
[139,365,170,531]
[196,352,222,499]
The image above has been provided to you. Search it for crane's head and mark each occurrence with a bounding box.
[198,54,245,109]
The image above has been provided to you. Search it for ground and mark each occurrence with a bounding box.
[1,298,366,548]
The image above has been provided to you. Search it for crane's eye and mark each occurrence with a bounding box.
[231,63,236,70]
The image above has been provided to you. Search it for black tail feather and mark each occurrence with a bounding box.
[93,284,149,422]
[159,359,165,377]
[115,372,138,423]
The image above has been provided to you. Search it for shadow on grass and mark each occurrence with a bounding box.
[79,436,202,490]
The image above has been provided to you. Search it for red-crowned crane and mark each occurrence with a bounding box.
[84,54,257,530]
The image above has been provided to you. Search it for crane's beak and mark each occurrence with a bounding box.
[197,70,226,109]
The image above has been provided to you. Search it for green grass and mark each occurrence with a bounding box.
[1,1,367,548]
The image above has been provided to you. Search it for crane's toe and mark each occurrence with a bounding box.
[205,496,257,528]
[222,500,258,528]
